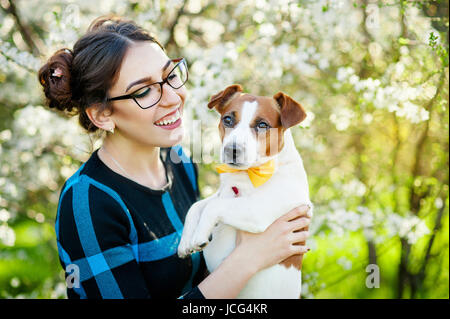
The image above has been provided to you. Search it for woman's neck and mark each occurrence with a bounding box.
[98,133,168,190]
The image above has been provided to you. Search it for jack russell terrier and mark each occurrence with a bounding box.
[178,84,313,298]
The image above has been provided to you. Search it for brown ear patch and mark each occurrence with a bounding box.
[208,84,243,112]
[273,92,307,128]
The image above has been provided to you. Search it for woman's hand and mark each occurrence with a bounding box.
[234,204,312,273]
[197,204,312,298]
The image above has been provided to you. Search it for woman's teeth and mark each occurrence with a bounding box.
[155,109,181,126]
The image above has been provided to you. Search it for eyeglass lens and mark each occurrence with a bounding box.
[133,60,188,109]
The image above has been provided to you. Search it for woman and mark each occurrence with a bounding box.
[38,15,312,299]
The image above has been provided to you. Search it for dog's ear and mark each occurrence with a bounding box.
[273,92,307,128]
[208,84,243,112]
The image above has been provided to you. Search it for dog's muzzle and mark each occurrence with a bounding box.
[223,142,245,165]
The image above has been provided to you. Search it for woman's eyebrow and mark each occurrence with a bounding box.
[125,59,172,93]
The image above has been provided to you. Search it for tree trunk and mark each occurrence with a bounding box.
[397,238,411,298]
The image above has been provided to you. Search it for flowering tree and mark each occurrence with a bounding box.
[0,0,448,298]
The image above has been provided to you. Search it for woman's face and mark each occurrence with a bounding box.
[107,41,187,148]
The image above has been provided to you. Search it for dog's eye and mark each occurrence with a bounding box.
[256,121,270,130]
[223,116,234,127]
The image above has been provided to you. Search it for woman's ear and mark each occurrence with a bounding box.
[85,104,115,131]
[273,92,307,128]
[207,84,243,112]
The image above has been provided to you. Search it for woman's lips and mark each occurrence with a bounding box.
[154,107,182,129]
[156,117,182,130]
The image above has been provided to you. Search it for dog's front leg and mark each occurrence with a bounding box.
[190,193,309,250]
[178,192,219,258]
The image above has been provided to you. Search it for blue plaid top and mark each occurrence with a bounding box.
[55,145,206,299]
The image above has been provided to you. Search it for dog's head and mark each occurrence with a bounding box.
[208,84,307,168]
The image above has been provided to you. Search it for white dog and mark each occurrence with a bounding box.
[178,84,313,298]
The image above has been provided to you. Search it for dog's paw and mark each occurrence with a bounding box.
[190,230,213,252]
[178,230,213,257]
[190,212,218,251]
[177,236,191,258]
[178,202,207,257]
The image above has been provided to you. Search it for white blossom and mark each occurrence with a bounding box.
[342,179,367,197]
[330,107,355,131]
[0,209,11,223]
[337,256,353,270]
[386,213,431,244]
[434,197,444,209]
[0,224,16,246]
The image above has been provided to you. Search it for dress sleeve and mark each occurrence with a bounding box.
[178,286,205,299]
[56,182,150,299]
[56,180,207,299]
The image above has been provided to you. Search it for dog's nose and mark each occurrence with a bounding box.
[223,143,243,163]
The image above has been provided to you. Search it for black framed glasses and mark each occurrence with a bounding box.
[106,58,188,109]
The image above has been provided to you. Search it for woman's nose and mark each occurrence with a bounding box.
[158,82,182,108]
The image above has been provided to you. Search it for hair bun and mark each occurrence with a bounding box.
[38,48,78,113]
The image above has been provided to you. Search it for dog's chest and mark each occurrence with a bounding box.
[202,173,255,271]
[217,171,259,198]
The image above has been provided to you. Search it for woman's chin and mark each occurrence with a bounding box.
[162,125,184,147]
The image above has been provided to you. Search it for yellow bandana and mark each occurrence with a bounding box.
[215,160,275,188]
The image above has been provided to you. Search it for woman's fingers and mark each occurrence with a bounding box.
[289,217,310,232]
[289,230,309,243]
[290,244,309,254]
[281,205,310,222]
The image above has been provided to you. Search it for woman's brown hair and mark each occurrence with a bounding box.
[38,15,164,132]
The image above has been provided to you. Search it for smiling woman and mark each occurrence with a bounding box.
[37,14,311,299]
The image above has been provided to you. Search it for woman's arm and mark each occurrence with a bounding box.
[196,244,257,298]
[197,204,311,298]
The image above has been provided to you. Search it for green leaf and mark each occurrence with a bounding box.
[398,37,410,45]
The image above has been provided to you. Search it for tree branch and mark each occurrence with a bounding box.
[164,1,187,47]
[164,1,215,49]
[0,0,40,56]
[415,189,448,296]
[409,71,446,214]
